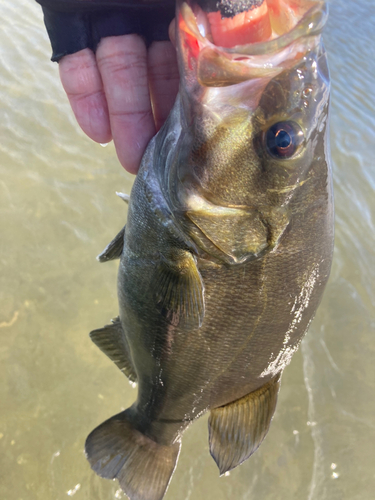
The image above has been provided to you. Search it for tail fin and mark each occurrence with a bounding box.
[85,411,181,500]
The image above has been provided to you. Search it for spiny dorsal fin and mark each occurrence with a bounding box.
[90,317,137,383]
[209,373,281,475]
[97,226,125,263]
[116,192,130,203]
[152,250,205,329]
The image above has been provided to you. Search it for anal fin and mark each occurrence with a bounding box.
[97,226,125,262]
[90,317,137,383]
[209,374,281,475]
[153,250,205,329]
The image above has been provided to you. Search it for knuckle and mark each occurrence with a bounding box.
[96,36,147,79]
[60,50,101,95]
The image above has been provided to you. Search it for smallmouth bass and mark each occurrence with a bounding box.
[85,1,334,499]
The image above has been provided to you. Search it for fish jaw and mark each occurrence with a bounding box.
[174,0,329,148]
[176,0,328,88]
[175,0,329,128]
[164,0,330,265]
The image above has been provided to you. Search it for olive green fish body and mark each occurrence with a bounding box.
[85,2,333,499]
[120,91,332,430]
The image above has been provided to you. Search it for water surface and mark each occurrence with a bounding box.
[1,1,374,499]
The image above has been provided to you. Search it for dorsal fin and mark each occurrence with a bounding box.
[90,317,137,383]
[116,192,130,203]
[97,226,125,263]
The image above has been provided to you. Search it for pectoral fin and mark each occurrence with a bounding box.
[152,250,205,329]
[90,317,137,383]
[97,227,125,262]
[208,374,281,475]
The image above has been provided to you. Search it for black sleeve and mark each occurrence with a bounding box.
[36,0,176,62]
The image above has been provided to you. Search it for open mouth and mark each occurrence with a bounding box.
[178,0,327,85]
[189,0,323,47]
[179,0,327,53]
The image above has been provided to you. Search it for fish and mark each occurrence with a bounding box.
[85,1,334,499]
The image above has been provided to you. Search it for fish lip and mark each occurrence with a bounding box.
[219,3,328,56]
[179,0,328,56]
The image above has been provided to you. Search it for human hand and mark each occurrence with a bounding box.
[59,34,179,174]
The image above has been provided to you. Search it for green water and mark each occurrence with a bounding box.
[1,1,374,499]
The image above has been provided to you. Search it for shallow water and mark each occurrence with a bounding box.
[0,1,374,499]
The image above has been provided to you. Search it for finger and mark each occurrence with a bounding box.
[59,49,111,144]
[148,41,179,131]
[169,19,176,47]
[96,35,155,174]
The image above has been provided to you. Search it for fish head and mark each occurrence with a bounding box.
[168,0,330,264]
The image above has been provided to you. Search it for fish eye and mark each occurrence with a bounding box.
[265,121,304,159]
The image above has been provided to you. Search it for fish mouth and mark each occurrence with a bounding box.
[177,0,328,85]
